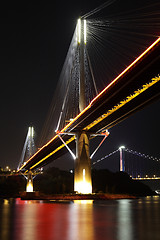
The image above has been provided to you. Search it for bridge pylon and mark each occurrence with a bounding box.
[26,170,34,192]
[17,126,36,171]
[78,18,86,112]
[74,19,92,193]
[57,19,109,194]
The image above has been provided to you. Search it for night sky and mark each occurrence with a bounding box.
[0,1,160,170]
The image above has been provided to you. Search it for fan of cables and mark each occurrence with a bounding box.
[39,0,160,147]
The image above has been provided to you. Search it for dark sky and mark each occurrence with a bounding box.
[0,1,160,170]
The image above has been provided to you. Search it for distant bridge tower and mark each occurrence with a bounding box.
[119,146,125,172]
[74,19,92,194]
[17,126,36,170]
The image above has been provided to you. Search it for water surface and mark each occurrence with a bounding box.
[0,196,160,240]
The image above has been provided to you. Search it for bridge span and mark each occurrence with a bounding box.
[18,37,160,175]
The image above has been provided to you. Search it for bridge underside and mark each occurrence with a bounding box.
[19,39,160,172]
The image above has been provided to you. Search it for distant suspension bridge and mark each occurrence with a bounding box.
[93,145,160,179]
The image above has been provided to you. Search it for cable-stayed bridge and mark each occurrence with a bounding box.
[17,2,160,193]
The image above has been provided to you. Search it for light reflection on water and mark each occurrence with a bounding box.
[117,200,133,240]
[0,197,160,240]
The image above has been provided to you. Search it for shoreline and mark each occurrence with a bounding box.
[19,192,138,200]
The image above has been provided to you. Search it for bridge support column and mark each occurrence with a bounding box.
[26,170,34,192]
[74,131,92,194]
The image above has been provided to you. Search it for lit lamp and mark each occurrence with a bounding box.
[26,171,34,192]
[74,169,92,194]
[26,179,33,192]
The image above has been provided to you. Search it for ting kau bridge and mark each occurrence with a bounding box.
[17,2,160,194]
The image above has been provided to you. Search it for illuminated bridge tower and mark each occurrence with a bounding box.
[18,126,36,170]
[18,127,36,192]
[74,19,92,193]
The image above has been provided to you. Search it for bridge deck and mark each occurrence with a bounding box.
[19,37,160,172]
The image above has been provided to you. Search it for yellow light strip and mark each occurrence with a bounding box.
[83,76,160,131]
[30,136,75,170]
[133,177,160,180]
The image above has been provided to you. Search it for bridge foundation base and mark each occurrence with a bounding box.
[20,191,40,200]
[26,170,34,192]
[74,131,92,194]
